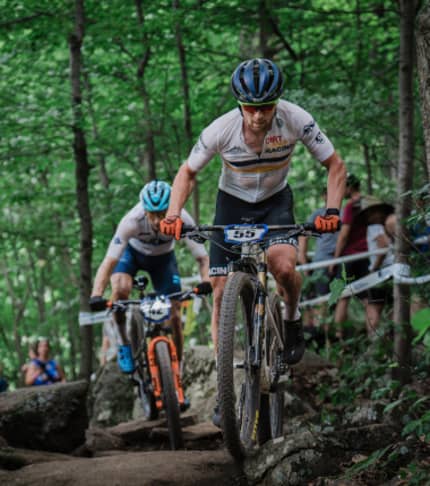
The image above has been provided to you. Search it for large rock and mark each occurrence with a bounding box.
[0,449,246,486]
[182,345,217,422]
[0,381,88,453]
[88,361,135,427]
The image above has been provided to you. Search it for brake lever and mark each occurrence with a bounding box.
[183,231,208,244]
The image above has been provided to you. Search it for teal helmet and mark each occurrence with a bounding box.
[140,180,171,212]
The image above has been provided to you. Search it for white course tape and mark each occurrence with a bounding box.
[80,247,429,325]
[79,310,110,326]
[296,248,389,272]
[299,265,395,308]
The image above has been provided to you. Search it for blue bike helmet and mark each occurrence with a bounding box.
[140,180,171,212]
[231,58,284,103]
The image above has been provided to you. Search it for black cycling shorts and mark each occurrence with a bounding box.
[209,186,296,277]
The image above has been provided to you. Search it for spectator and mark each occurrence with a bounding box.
[0,364,8,393]
[330,173,369,336]
[21,340,39,376]
[298,187,340,343]
[410,187,430,253]
[24,337,66,386]
[387,188,430,316]
[357,200,394,337]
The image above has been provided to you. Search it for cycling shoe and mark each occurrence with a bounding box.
[118,344,135,373]
[283,318,305,365]
[180,396,191,412]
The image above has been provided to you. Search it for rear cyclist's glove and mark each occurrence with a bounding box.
[89,296,108,311]
[193,281,212,295]
[314,208,341,233]
[160,215,183,240]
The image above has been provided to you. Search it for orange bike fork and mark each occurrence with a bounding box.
[147,336,185,410]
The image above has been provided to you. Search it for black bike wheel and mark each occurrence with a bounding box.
[129,307,158,420]
[258,293,285,443]
[155,340,183,450]
[218,271,259,461]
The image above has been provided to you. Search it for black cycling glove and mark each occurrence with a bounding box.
[89,296,108,311]
[193,281,213,295]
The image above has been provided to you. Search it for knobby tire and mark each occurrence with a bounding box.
[155,340,183,450]
[218,271,260,461]
[129,307,158,420]
[258,293,284,443]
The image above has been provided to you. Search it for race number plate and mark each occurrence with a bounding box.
[140,296,172,323]
[224,224,268,244]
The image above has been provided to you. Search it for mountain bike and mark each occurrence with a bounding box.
[103,277,212,450]
[182,223,318,460]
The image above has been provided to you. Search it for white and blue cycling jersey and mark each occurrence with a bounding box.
[106,204,207,260]
[187,99,334,203]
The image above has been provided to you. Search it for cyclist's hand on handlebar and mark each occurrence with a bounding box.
[193,281,212,295]
[89,296,108,311]
[314,208,341,233]
[160,215,183,240]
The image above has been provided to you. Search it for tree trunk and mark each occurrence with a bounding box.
[69,0,93,380]
[416,0,430,180]
[392,0,416,385]
[173,0,199,221]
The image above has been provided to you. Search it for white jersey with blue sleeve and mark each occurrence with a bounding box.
[187,99,334,203]
[106,205,207,259]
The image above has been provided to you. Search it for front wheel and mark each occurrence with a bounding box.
[217,271,259,461]
[155,340,183,450]
[129,307,158,420]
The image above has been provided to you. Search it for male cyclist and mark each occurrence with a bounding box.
[90,180,210,373]
[160,58,346,368]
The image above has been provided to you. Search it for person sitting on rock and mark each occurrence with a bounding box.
[24,337,66,386]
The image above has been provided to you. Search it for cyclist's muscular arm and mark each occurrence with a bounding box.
[321,151,347,210]
[166,162,197,218]
[91,256,119,297]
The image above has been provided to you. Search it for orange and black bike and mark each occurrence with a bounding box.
[106,277,212,450]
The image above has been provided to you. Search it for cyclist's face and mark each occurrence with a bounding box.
[147,210,167,231]
[241,104,276,133]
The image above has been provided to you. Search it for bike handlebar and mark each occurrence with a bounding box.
[181,223,317,233]
[106,285,212,312]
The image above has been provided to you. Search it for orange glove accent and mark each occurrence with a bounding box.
[160,216,183,240]
[314,210,341,233]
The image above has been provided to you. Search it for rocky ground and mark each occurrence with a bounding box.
[0,345,429,485]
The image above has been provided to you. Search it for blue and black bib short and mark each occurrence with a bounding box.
[113,246,181,295]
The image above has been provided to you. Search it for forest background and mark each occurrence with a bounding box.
[1,0,429,387]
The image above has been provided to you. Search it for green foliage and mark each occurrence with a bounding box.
[0,0,428,386]
[411,308,430,347]
[342,445,392,479]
